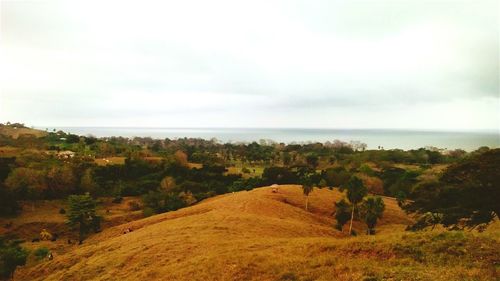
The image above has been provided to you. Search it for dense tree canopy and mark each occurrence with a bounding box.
[404,149,500,230]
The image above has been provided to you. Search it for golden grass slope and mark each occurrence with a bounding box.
[15,186,499,281]
[0,126,47,139]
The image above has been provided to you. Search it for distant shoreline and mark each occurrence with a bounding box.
[36,127,499,151]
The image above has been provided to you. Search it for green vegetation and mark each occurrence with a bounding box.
[66,194,101,244]
[33,247,49,261]
[333,199,351,231]
[404,148,500,230]
[0,122,499,279]
[341,176,368,235]
[0,236,28,280]
[360,196,385,235]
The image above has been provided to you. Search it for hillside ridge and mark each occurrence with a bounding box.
[15,185,412,281]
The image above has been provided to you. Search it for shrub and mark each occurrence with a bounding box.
[33,247,49,260]
[241,167,251,174]
[359,164,375,176]
[143,207,155,217]
[111,196,123,204]
[59,208,66,214]
[128,201,142,211]
[142,191,186,214]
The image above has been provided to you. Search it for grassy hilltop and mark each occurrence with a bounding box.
[14,185,499,281]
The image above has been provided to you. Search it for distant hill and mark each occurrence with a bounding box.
[0,125,47,139]
[14,185,499,281]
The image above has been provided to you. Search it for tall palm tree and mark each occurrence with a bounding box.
[341,176,367,235]
[360,196,385,235]
[302,178,314,211]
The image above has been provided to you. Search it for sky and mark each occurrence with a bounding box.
[1,0,499,131]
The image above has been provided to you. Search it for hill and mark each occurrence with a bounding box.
[0,125,47,139]
[14,186,500,280]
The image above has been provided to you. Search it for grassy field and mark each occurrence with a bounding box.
[13,185,499,281]
[0,127,47,139]
[225,166,264,178]
[94,157,127,166]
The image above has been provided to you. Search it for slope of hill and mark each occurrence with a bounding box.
[14,186,499,281]
[0,126,47,139]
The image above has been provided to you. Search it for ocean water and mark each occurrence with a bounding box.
[47,127,499,151]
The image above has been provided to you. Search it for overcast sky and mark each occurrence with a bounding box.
[1,0,499,130]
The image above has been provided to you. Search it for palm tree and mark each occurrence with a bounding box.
[341,176,368,235]
[361,196,385,235]
[301,178,314,211]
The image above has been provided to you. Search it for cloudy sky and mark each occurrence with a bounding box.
[1,0,499,130]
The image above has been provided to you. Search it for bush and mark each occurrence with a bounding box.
[59,208,66,214]
[111,196,123,204]
[359,164,375,176]
[142,191,186,214]
[143,207,155,217]
[128,201,142,211]
[241,167,251,174]
[0,236,28,279]
[33,247,49,260]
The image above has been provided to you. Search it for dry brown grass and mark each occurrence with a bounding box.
[13,186,499,281]
[0,127,47,139]
[94,157,127,166]
[187,162,203,169]
[0,197,144,264]
[0,146,21,157]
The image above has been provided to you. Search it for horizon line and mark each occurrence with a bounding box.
[32,125,499,134]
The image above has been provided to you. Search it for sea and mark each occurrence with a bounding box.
[44,127,500,152]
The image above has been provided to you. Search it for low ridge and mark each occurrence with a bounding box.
[15,185,412,281]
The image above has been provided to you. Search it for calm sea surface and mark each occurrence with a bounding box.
[48,127,499,151]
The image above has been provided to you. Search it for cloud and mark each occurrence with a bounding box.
[0,0,498,130]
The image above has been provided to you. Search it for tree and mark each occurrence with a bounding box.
[301,177,314,211]
[0,185,20,217]
[174,150,188,167]
[333,199,351,231]
[142,190,186,214]
[323,167,351,188]
[306,154,319,169]
[404,149,500,230]
[262,167,298,185]
[360,196,385,234]
[0,236,28,279]
[160,176,176,193]
[282,152,291,166]
[46,165,76,197]
[80,168,99,195]
[5,168,47,211]
[341,176,368,235]
[179,191,197,206]
[66,193,101,244]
